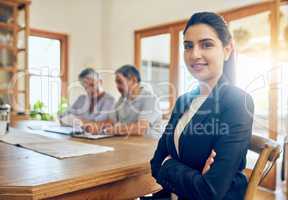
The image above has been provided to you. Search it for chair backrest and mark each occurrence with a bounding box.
[244,135,281,200]
[281,136,287,181]
[283,136,288,199]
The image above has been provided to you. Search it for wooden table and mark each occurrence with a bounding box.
[0,130,161,200]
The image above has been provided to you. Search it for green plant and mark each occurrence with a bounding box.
[33,100,44,112]
[30,100,54,121]
[57,97,68,116]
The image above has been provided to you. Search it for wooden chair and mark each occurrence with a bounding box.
[285,136,288,200]
[141,135,281,200]
[281,136,288,199]
[244,135,281,200]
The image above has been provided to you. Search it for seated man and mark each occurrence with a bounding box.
[60,68,115,125]
[83,64,162,136]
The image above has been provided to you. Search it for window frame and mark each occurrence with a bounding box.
[29,28,69,106]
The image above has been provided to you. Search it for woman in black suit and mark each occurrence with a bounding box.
[150,12,254,200]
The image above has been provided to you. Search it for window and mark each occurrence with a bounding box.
[229,12,271,138]
[135,24,184,115]
[140,34,171,112]
[278,4,288,137]
[29,29,68,115]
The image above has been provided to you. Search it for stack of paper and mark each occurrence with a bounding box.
[0,130,114,159]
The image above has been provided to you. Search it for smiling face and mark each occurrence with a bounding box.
[184,24,232,84]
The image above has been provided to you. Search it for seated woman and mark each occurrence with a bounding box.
[150,12,254,200]
[83,65,162,136]
[59,68,115,125]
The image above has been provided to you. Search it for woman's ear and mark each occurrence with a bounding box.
[224,41,234,61]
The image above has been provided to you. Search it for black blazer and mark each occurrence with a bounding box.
[150,77,254,200]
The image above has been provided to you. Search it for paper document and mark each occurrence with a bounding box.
[0,129,114,159]
[60,114,82,127]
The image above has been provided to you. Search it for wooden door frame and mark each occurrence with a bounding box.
[29,28,69,99]
[135,22,185,114]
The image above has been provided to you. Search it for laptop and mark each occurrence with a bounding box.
[72,132,113,140]
[44,126,80,135]
[44,125,113,140]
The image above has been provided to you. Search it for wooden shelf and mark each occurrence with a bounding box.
[0,43,16,52]
[1,0,31,9]
[0,44,26,54]
[0,67,16,72]
[0,89,27,94]
[0,0,30,121]
[0,89,14,94]
[0,22,18,31]
[0,23,24,32]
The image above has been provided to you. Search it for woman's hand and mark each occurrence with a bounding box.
[202,150,216,175]
[102,123,121,135]
[82,122,97,134]
[102,125,115,135]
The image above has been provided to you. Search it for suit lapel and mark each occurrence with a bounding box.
[167,87,200,160]
[178,76,229,159]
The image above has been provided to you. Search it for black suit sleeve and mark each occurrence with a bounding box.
[156,93,254,200]
[150,96,182,180]
[150,132,169,179]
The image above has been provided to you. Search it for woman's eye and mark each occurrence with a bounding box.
[184,42,193,50]
[202,42,213,48]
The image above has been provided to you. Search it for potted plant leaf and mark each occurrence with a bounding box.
[30,100,54,121]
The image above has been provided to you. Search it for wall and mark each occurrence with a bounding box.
[30,0,263,99]
[30,0,104,102]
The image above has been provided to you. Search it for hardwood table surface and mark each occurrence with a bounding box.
[0,127,161,200]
